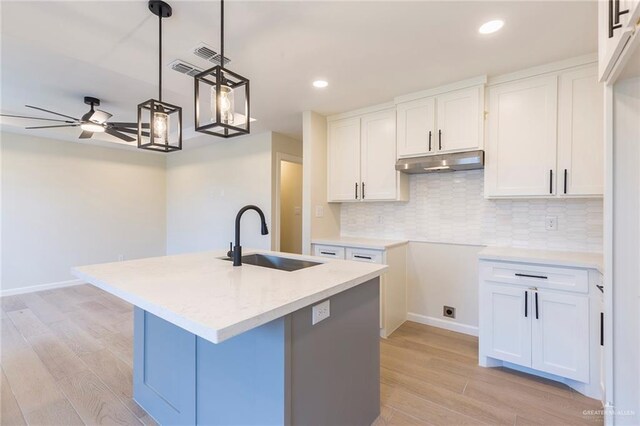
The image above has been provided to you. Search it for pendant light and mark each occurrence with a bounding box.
[194,0,250,138]
[137,0,182,152]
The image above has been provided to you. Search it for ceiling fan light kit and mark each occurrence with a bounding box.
[137,0,183,153]
[194,0,250,138]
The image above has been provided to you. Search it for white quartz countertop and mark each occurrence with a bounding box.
[479,246,603,273]
[72,249,387,344]
[312,237,409,250]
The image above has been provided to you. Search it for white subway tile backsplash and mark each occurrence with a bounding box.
[340,170,603,252]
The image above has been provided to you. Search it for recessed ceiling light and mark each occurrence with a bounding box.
[313,80,328,88]
[478,20,504,34]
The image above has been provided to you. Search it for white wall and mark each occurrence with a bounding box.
[1,132,167,294]
[302,111,340,254]
[611,76,640,425]
[165,132,274,254]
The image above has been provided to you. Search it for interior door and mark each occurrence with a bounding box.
[436,86,482,153]
[531,290,590,382]
[482,283,532,366]
[485,75,558,197]
[327,118,361,201]
[557,65,604,196]
[396,97,435,157]
[360,109,397,201]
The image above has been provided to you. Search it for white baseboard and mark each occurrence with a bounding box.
[406,312,479,337]
[0,279,83,297]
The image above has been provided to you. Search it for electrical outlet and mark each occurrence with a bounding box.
[377,215,384,225]
[118,254,125,262]
[312,300,330,325]
[315,206,324,218]
[443,306,456,319]
[545,216,558,231]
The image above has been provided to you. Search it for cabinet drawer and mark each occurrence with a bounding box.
[346,248,384,264]
[313,245,345,259]
[480,261,589,293]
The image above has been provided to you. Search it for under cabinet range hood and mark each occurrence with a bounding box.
[395,150,484,174]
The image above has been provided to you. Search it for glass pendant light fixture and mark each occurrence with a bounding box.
[137,0,182,152]
[194,0,250,138]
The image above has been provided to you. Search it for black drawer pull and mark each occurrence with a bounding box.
[320,251,336,256]
[515,273,548,280]
[535,292,539,319]
[354,255,372,260]
[524,291,528,318]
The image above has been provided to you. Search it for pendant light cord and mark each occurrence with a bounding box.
[220,0,224,68]
[158,12,163,102]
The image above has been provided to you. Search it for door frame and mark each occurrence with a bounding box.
[274,153,303,252]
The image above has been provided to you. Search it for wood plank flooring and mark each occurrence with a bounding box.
[0,285,603,425]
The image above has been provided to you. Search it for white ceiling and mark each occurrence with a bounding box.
[0,0,597,150]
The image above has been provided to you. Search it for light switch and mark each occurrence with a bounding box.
[294,206,301,215]
[315,206,324,218]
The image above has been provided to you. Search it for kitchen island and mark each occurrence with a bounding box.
[73,249,387,426]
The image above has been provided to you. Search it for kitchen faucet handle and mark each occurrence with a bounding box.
[227,242,233,258]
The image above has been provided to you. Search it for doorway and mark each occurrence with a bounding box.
[276,156,303,254]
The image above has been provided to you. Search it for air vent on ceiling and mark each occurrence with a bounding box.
[193,42,230,66]
[169,59,203,77]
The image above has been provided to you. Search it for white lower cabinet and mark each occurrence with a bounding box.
[312,241,407,337]
[479,259,602,399]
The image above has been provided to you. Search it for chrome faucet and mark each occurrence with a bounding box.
[227,205,269,266]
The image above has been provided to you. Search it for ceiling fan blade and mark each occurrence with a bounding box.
[25,124,80,129]
[90,109,113,124]
[112,127,149,137]
[109,122,149,129]
[0,113,76,123]
[105,128,135,143]
[25,105,79,121]
[79,130,93,139]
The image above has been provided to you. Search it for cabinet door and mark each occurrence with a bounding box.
[558,66,604,196]
[396,97,435,157]
[481,283,532,366]
[485,75,558,197]
[436,87,482,153]
[598,0,634,82]
[531,291,590,382]
[361,110,398,201]
[327,118,361,202]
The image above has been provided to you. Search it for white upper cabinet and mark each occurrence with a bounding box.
[485,75,558,197]
[436,86,482,153]
[396,85,483,158]
[327,118,360,202]
[485,64,604,199]
[396,97,435,157]
[360,110,399,201]
[327,109,408,203]
[598,0,639,83]
[557,66,604,196]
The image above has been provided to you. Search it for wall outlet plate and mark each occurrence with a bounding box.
[315,206,324,218]
[312,300,330,325]
[545,216,558,231]
[443,306,456,319]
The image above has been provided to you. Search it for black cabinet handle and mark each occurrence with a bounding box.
[549,169,553,194]
[320,251,336,256]
[515,273,548,280]
[563,169,568,194]
[354,255,372,260]
[355,182,358,200]
[525,291,528,318]
[596,284,604,293]
[600,312,604,346]
[362,182,365,199]
[535,292,539,319]
[609,0,629,38]
[438,129,442,150]
[428,131,432,151]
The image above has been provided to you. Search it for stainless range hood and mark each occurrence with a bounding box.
[395,150,484,174]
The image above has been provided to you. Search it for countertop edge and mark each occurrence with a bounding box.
[477,248,603,273]
[72,264,388,344]
[311,238,409,250]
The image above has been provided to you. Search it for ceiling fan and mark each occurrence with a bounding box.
[0,96,149,143]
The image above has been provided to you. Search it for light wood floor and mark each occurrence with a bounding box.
[1,285,603,426]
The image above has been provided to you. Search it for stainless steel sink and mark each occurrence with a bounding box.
[220,253,322,272]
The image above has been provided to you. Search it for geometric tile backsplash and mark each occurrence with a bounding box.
[340,170,603,253]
